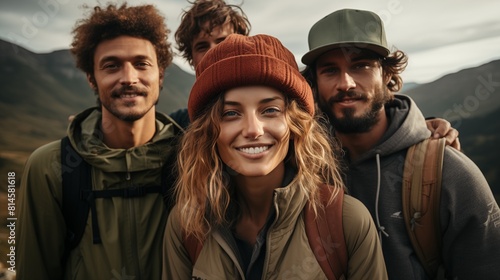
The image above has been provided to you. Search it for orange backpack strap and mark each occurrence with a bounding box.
[402,137,445,278]
[304,184,347,280]
[183,233,203,265]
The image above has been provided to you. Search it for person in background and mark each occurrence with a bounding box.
[301,8,500,279]
[163,33,388,279]
[169,0,250,128]
[16,4,179,279]
[169,0,460,148]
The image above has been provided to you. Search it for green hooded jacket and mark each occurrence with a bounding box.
[17,108,179,280]
[163,180,388,279]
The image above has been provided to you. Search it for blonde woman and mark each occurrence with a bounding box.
[163,34,387,280]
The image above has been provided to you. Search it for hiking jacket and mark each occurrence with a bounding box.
[162,180,388,279]
[16,108,179,280]
[343,94,500,279]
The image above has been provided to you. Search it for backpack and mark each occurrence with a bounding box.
[60,119,182,260]
[183,184,348,280]
[60,128,444,279]
[402,137,446,278]
[183,137,446,280]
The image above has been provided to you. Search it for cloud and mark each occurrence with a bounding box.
[402,35,500,83]
[1,0,499,83]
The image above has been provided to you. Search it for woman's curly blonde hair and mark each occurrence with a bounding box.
[174,94,345,241]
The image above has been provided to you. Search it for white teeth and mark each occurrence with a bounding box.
[340,99,355,103]
[121,94,138,98]
[239,146,269,154]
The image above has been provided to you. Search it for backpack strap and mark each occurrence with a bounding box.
[85,185,171,244]
[304,184,347,280]
[60,137,103,246]
[402,137,446,278]
[61,136,92,258]
[182,184,348,279]
[61,123,180,251]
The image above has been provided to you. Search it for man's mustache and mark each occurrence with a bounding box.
[111,85,147,97]
[328,91,366,106]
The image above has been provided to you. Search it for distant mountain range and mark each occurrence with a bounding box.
[0,38,194,153]
[402,60,500,202]
[1,37,499,192]
[0,37,499,266]
[403,60,500,120]
[0,39,196,265]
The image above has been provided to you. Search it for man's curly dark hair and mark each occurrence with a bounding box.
[175,0,251,66]
[71,3,173,77]
[302,50,409,94]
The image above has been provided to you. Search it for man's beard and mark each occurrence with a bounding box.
[319,87,391,134]
[98,85,159,122]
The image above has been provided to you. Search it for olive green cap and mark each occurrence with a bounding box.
[301,9,390,65]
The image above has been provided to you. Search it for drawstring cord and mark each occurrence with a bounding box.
[375,153,389,242]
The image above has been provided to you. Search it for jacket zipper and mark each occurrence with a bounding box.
[125,161,142,279]
[261,194,279,279]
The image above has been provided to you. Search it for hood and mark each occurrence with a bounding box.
[66,107,178,173]
[354,94,430,164]
[344,94,431,240]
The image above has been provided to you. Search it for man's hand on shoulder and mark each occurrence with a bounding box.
[425,117,461,150]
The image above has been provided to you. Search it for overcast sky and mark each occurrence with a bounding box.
[1,0,499,83]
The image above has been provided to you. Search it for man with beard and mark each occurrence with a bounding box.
[16,4,180,279]
[301,9,500,280]
[170,0,459,146]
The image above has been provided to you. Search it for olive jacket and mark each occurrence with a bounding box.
[17,108,179,280]
[163,180,388,279]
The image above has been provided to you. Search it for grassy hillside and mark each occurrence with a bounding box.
[0,40,194,153]
[406,60,500,198]
[0,40,195,267]
[0,38,499,268]
[457,107,500,199]
[406,60,500,120]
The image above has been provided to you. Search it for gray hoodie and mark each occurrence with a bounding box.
[343,94,500,279]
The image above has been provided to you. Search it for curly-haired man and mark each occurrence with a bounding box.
[17,4,179,279]
[169,0,250,128]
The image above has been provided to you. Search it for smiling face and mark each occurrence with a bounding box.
[91,35,162,122]
[216,86,290,177]
[315,48,392,133]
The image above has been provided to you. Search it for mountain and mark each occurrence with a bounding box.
[0,40,499,266]
[1,39,499,193]
[0,39,194,154]
[402,60,500,199]
[0,41,500,271]
[400,82,420,92]
[404,60,500,121]
[0,39,196,265]
[458,107,500,190]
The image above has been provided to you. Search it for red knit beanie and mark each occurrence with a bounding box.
[188,34,314,120]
